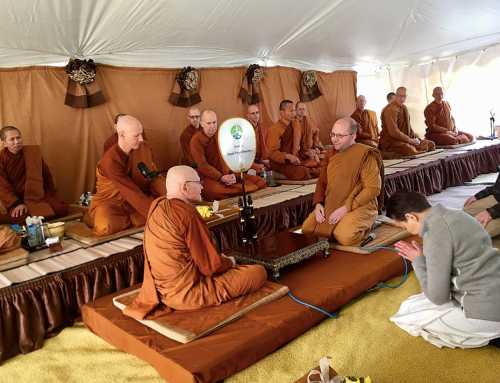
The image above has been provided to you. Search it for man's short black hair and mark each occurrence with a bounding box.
[279,99,293,111]
[386,191,431,221]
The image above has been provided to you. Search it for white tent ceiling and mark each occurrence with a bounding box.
[1,0,500,71]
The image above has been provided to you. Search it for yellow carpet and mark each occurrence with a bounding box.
[1,272,499,383]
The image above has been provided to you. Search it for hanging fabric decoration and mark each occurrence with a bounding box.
[300,70,322,102]
[64,59,105,108]
[239,64,264,105]
[168,66,201,107]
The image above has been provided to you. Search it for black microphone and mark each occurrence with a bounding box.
[360,232,376,247]
[137,162,158,180]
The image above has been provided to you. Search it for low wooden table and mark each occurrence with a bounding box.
[228,231,329,279]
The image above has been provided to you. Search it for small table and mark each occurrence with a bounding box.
[228,231,329,279]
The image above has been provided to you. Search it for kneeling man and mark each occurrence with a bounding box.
[124,165,267,318]
[302,117,382,245]
[0,126,68,224]
[387,192,500,348]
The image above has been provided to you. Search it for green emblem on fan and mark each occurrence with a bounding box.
[230,124,243,139]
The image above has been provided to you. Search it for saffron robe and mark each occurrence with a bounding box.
[123,197,267,319]
[179,124,198,166]
[0,146,67,224]
[424,101,473,145]
[302,143,382,245]
[380,103,436,156]
[267,119,319,180]
[86,144,163,236]
[252,121,269,163]
[351,108,380,148]
[293,117,321,167]
[190,131,266,201]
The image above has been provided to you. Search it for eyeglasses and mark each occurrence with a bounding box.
[330,132,353,139]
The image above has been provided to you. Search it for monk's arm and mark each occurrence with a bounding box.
[292,120,303,156]
[384,108,414,143]
[190,137,223,180]
[312,154,331,205]
[267,127,288,163]
[102,159,153,217]
[186,214,232,276]
[424,107,448,133]
[42,160,57,195]
[350,155,381,210]
[0,168,21,208]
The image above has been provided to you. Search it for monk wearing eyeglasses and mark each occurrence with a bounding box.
[302,117,382,245]
[380,87,435,157]
[123,165,267,318]
[179,107,201,166]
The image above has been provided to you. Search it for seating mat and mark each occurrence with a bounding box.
[330,223,409,254]
[436,141,475,149]
[113,281,289,344]
[65,221,144,246]
[277,178,318,185]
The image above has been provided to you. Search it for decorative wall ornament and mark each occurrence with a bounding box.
[168,66,202,107]
[300,70,322,102]
[239,64,264,105]
[64,59,105,108]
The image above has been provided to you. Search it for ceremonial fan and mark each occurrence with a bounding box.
[218,118,258,245]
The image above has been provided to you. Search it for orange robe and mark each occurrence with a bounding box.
[179,124,198,166]
[351,108,380,148]
[424,101,473,145]
[267,120,319,180]
[190,131,266,201]
[302,144,382,245]
[293,117,321,167]
[253,121,269,163]
[0,146,68,224]
[123,197,267,318]
[86,144,164,236]
[380,103,436,156]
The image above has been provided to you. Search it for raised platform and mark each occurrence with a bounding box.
[82,245,405,383]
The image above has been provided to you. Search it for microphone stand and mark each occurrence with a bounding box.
[238,170,257,245]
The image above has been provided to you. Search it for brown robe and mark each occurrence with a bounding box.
[294,117,322,166]
[86,144,164,236]
[267,119,319,180]
[302,143,382,245]
[424,101,473,145]
[179,124,198,166]
[380,102,436,156]
[190,131,266,201]
[123,197,267,319]
[351,108,380,148]
[0,146,68,224]
[0,225,21,253]
[252,121,269,163]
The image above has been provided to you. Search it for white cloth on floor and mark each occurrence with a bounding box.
[390,292,500,348]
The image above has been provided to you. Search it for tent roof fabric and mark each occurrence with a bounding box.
[1,0,500,70]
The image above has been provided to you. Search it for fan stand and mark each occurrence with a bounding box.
[238,171,258,245]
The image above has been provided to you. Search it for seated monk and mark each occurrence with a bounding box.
[351,95,380,148]
[267,100,320,180]
[179,107,201,166]
[123,165,267,318]
[424,87,473,146]
[302,117,382,245]
[246,104,270,171]
[0,126,68,224]
[294,102,322,165]
[85,115,164,236]
[102,113,166,197]
[190,110,266,201]
[463,172,500,238]
[379,87,436,156]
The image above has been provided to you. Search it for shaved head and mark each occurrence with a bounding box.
[395,87,407,105]
[432,86,444,102]
[117,115,144,153]
[330,117,358,152]
[356,95,366,110]
[200,110,218,137]
[187,107,201,128]
[296,102,307,119]
[247,104,260,125]
[166,165,203,202]
[386,92,396,103]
